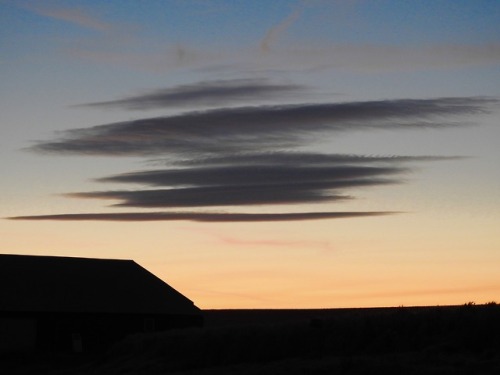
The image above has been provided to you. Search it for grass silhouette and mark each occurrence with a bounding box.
[3,303,500,374]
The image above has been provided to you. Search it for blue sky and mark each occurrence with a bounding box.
[1,0,500,308]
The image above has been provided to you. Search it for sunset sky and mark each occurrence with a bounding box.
[2,0,500,309]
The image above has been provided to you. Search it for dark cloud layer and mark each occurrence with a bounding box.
[19,90,490,222]
[32,97,494,157]
[67,185,353,208]
[66,156,403,208]
[8,211,398,222]
[172,153,464,167]
[97,165,405,187]
[79,79,305,110]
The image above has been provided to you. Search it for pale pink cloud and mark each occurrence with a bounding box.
[178,226,335,251]
[26,4,113,32]
[260,8,302,54]
[219,235,333,251]
[349,284,500,301]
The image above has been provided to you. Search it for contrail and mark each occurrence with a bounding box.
[260,8,302,54]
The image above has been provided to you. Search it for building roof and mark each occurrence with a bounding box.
[0,254,200,315]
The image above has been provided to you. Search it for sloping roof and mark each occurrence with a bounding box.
[0,254,200,315]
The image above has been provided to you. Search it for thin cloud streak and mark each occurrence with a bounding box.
[260,43,500,72]
[79,79,306,110]
[31,97,494,157]
[24,5,113,32]
[8,211,398,222]
[65,41,500,74]
[217,235,333,251]
[260,8,302,54]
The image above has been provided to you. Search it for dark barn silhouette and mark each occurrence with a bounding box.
[0,254,202,353]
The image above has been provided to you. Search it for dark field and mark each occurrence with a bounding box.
[4,304,500,374]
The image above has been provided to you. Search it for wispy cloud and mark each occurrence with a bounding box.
[64,41,500,74]
[216,235,333,251]
[252,43,500,72]
[8,211,398,222]
[260,7,302,54]
[24,4,113,32]
[351,284,500,301]
[78,79,306,110]
[28,3,498,74]
[31,97,493,157]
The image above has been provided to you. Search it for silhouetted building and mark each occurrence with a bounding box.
[0,254,202,353]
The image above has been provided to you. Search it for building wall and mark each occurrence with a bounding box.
[0,317,36,353]
[0,312,202,354]
[36,312,203,353]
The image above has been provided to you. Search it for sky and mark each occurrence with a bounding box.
[1,0,500,309]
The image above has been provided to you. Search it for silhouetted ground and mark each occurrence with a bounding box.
[3,304,500,374]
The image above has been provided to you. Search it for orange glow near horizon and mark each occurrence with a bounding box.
[4,205,500,310]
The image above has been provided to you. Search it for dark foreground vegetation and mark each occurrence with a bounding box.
[4,303,500,374]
